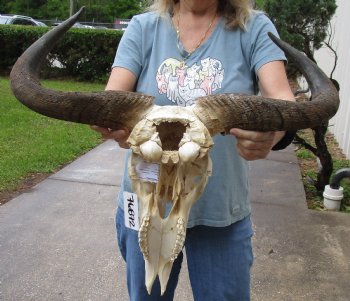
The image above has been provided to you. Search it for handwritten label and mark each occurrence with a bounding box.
[123,192,139,230]
[136,161,160,183]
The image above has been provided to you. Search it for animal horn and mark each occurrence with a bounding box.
[10,7,154,131]
[193,33,339,135]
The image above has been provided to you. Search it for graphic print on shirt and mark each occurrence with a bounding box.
[156,57,225,106]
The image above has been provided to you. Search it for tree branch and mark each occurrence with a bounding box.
[293,133,318,154]
[323,21,338,79]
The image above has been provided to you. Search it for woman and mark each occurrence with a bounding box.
[92,0,294,300]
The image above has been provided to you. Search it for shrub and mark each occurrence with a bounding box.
[263,0,337,78]
[0,25,123,82]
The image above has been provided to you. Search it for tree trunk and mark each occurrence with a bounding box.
[69,0,74,17]
[313,122,333,191]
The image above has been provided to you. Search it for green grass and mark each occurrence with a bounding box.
[333,159,350,211]
[0,77,103,192]
[297,141,350,213]
[296,148,316,160]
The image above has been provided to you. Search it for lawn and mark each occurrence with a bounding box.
[0,77,103,194]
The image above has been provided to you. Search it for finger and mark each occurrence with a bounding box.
[90,125,111,136]
[230,128,275,142]
[113,129,130,149]
[236,146,270,161]
[111,128,129,141]
[236,139,273,151]
[118,141,130,149]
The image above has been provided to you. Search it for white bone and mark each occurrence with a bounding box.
[140,133,163,162]
[178,141,201,163]
[127,105,213,294]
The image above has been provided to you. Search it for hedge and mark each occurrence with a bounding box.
[0,25,123,82]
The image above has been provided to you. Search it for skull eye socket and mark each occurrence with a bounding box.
[156,122,186,151]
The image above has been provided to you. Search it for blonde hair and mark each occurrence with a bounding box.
[147,0,253,30]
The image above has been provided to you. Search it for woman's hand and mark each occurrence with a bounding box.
[230,60,295,161]
[91,125,130,149]
[90,67,137,149]
[230,128,281,161]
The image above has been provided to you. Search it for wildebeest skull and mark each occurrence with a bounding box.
[10,7,339,295]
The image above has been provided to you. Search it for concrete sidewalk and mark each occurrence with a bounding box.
[250,150,350,301]
[0,141,349,300]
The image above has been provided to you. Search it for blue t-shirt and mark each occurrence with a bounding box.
[113,11,286,228]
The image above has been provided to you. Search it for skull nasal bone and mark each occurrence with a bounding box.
[156,122,186,151]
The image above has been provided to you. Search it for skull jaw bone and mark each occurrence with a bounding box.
[129,155,212,294]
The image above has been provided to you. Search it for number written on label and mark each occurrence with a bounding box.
[123,192,139,230]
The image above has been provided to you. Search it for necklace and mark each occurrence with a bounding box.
[175,11,217,67]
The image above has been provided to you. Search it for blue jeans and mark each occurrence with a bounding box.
[116,208,254,301]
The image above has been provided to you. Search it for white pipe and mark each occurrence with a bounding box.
[323,185,344,211]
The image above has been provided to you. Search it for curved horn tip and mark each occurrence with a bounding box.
[68,6,85,23]
[75,6,85,17]
[268,32,279,43]
[267,31,275,38]
[54,6,85,29]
